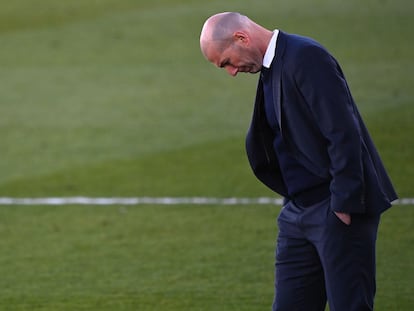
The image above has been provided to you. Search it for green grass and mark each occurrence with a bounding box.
[0,204,276,310]
[0,205,412,310]
[0,0,413,309]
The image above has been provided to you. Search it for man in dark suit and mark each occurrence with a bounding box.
[200,12,397,311]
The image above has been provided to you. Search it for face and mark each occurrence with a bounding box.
[207,40,263,76]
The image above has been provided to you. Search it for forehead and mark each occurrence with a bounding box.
[205,43,232,66]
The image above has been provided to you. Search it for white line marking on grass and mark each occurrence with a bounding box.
[0,197,411,205]
[0,197,284,205]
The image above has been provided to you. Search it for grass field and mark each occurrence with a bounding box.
[0,0,413,310]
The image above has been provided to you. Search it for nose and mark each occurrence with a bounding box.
[225,66,238,76]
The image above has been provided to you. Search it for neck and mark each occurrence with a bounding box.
[256,27,275,56]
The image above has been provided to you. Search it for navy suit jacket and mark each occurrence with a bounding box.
[245,31,397,214]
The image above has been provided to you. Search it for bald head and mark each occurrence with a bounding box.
[200,12,250,58]
[199,12,273,75]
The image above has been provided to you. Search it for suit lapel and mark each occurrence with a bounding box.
[272,64,282,132]
[270,31,287,134]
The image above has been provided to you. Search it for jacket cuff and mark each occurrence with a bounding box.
[330,194,366,214]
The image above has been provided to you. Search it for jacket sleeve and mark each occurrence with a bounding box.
[293,44,365,213]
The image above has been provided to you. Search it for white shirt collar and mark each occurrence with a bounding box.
[262,30,279,68]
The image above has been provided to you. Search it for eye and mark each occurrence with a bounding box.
[219,59,230,68]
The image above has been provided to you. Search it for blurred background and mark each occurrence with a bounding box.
[0,0,412,197]
[0,0,412,310]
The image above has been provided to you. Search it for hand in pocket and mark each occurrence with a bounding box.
[334,212,351,225]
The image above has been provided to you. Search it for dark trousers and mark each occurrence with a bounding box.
[272,198,380,311]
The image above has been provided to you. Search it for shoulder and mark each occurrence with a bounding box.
[280,32,337,72]
[281,32,331,60]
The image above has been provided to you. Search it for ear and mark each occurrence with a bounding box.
[233,31,250,45]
